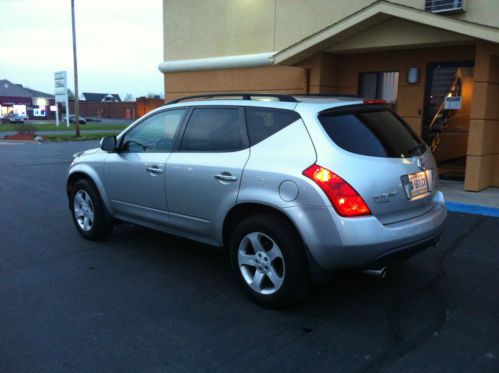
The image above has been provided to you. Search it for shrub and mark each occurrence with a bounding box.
[14,123,35,135]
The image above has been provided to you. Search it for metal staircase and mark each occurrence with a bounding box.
[427,69,460,152]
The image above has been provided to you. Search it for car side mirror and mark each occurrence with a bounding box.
[100,136,117,152]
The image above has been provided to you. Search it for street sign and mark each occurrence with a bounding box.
[54,71,67,104]
[54,71,69,126]
[55,87,66,96]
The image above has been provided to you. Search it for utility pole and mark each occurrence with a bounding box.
[71,0,80,137]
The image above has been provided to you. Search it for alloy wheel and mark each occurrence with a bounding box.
[74,190,95,232]
[237,232,286,295]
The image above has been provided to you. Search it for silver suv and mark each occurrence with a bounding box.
[67,94,447,307]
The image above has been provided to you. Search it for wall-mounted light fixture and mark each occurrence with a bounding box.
[407,67,419,84]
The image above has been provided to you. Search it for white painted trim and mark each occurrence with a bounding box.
[158,52,274,73]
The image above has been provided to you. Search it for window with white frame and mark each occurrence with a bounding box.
[359,72,399,104]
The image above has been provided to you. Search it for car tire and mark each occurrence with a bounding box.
[230,213,310,308]
[70,179,113,240]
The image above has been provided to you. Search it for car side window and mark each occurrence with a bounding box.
[121,109,187,153]
[245,108,300,145]
[179,108,246,152]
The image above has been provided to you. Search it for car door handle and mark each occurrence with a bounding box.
[214,173,237,182]
[146,165,163,175]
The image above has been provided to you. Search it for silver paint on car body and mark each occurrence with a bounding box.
[68,97,447,274]
[279,180,299,202]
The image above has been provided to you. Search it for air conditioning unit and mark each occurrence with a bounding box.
[425,0,465,14]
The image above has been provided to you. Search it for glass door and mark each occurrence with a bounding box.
[422,61,474,179]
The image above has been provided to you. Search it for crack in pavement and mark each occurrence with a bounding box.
[362,216,487,373]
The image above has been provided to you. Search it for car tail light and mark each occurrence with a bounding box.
[363,99,386,105]
[303,164,371,217]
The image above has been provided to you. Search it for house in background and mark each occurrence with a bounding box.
[0,81,162,121]
[160,0,499,192]
[0,79,55,119]
[82,92,121,102]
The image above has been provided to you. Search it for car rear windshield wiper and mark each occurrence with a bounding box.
[406,143,426,157]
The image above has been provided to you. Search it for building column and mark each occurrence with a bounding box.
[296,53,340,94]
[464,42,499,191]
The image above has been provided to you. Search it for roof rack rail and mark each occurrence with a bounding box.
[291,93,362,98]
[166,93,298,105]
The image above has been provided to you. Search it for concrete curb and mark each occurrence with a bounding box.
[0,140,38,144]
[446,201,499,218]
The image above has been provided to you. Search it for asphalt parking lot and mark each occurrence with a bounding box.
[1,141,498,372]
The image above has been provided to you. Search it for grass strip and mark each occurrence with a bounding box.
[44,132,120,142]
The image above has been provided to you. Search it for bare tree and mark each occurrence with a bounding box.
[67,89,75,100]
[123,93,134,102]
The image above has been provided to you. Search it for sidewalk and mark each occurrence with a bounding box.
[1,129,117,137]
[439,179,499,218]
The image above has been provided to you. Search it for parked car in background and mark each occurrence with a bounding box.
[1,113,24,124]
[66,93,447,307]
[67,114,87,124]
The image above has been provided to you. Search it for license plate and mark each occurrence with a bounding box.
[408,172,429,198]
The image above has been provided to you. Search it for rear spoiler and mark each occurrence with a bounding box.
[318,103,391,116]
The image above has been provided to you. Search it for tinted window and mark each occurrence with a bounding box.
[180,108,245,152]
[245,108,300,145]
[318,109,424,158]
[122,109,186,152]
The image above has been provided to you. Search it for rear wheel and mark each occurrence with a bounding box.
[230,214,309,308]
[70,179,113,240]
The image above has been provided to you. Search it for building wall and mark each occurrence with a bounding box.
[465,42,499,190]
[298,45,476,138]
[164,65,308,101]
[163,0,499,61]
[275,0,439,52]
[68,99,165,120]
[163,0,275,61]
[68,101,135,119]
[135,97,164,117]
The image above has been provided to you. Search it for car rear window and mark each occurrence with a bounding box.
[318,108,425,158]
[245,108,300,145]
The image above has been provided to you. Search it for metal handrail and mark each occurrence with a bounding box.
[427,76,462,151]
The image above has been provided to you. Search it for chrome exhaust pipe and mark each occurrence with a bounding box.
[362,267,387,278]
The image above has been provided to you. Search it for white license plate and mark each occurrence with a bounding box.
[408,172,429,198]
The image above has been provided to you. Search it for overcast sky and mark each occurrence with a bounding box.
[0,0,163,99]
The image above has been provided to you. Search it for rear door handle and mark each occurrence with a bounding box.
[214,173,237,182]
[146,165,163,175]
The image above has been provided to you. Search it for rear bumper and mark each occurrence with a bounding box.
[284,191,447,270]
[363,235,440,268]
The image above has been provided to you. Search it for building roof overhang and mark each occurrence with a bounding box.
[273,1,499,65]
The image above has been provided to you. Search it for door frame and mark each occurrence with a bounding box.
[422,60,475,143]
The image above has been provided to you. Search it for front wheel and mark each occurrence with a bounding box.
[230,214,310,308]
[70,179,113,240]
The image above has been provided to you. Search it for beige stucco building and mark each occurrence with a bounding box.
[160,0,499,191]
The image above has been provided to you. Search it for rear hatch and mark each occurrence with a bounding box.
[317,104,438,225]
